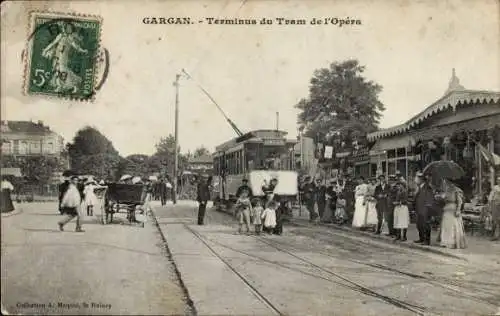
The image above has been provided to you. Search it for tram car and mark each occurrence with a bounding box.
[212,129,298,210]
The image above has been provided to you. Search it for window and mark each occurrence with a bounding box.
[1,141,12,154]
[13,140,19,154]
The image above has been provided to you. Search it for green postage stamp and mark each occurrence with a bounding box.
[24,12,103,101]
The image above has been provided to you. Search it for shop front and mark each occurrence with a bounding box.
[367,70,500,197]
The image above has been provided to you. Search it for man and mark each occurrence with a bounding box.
[159,179,168,206]
[413,172,435,245]
[196,176,211,225]
[488,176,500,241]
[302,176,318,222]
[236,178,253,198]
[58,176,84,232]
[316,179,327,219]
[374,175,391,234]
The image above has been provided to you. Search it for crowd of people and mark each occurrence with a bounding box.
[300,170,500,248]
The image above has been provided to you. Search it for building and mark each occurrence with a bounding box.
[187,155,213,174]
[1,120,65,157]
[363,69,500,193]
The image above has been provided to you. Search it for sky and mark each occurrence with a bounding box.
[1,0,499,156]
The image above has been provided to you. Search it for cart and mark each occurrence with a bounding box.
[100,183,146,227]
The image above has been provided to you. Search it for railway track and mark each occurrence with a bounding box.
[184,223,428,315]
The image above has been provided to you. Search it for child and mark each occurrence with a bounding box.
[261,200,277,234]
[235,190,252,234]
[274,201,288,235]
[335,193,347,225]
[251,198,264,235]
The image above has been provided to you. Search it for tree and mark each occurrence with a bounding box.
[153,134,188,177]
[67,126,121,179]
[193,146,210,158]
[296,60,385,147]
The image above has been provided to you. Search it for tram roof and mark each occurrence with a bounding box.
[214,129,289,152]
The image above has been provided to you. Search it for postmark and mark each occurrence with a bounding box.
[23,12,103,101]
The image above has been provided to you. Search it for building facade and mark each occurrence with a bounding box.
[1,120,65,157]
[364,69,500,194]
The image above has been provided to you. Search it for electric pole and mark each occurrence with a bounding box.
[173,74,181,204]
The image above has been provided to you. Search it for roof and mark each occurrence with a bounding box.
[367,70,500,141]
[1,120,53,135]
[188,155,213,164]
[215,129,289,152]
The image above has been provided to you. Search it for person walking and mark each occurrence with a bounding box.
[1,176,15,213]
[196,176,211,225]
[414,172,435,245]
[321,179,337,223]
[58,175,71,214]
[58,176,84,232]
[436,178,467,249]
[489,176,500,241]
[158,179,167,206]
[393,181,410,241]
[374,175,390,234]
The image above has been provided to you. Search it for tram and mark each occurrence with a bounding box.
[212,129,299,208]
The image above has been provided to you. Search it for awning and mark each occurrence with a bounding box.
[369,135,414,155]
[1,168,22,177]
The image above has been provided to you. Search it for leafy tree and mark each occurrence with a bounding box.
[296,60,385,148]
[153,134,189,177]
[193,146,211,158]
[67,126,121,179]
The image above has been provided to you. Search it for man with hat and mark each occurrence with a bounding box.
[301,176,319,222]
[413,171,435,245]
[236,178,253,198]
[374,174,391,235]
[196,175,211,225]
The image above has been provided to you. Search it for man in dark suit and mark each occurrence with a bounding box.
[413,172,435,245]
[196,176,211,225]
[159,179,168,206]
[374,174,391,235]
[301,176,318,222]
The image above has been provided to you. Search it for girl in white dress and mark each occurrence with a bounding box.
[83,180,98,216]
[393,181,410,241]
[352,177,369,228]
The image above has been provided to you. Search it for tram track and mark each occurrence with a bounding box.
[184,224,428,315]
[257,236,500,307]
[182,224,284,316]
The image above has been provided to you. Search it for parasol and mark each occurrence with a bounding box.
[148,175,158,181]
[423,160,465,181]
[131,176,143,184]
[120,174,132,181]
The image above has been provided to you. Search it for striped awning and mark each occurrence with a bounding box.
[369,135,414,155]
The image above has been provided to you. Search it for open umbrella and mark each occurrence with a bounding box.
[423,160,465,181]
[148,175,158,181]
[120,174,132,181]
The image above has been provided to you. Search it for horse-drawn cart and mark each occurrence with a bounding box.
[97,183,146,227]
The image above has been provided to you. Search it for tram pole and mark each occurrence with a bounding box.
[173,74,181,205]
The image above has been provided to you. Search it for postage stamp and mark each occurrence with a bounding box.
[23,12,103,101]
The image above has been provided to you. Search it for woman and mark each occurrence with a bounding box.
[393,181,410,241]
[436,178,467,249]
[365,178,379,230]
[352,177,369,228]
[83,179,98,216]
[488,176,500,241]
[1,177,15,213]
[321,180,336,223]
